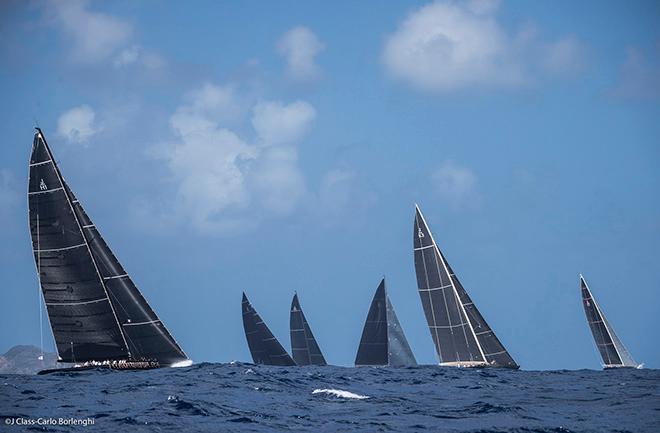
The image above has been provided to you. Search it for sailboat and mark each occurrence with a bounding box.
[413,205,518,369]
[580,275,640,369]
[29,128,191,374]
[290,293,327,366]
[242,293,296,366]
[355,278,417,367]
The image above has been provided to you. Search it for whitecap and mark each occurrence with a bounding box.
[312,388,369,400]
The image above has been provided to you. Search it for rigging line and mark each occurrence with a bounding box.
[37,213,44,360]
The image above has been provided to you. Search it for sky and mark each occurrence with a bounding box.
[1,0,659,370]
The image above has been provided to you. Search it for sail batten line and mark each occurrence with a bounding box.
[103,274,129,281]
[123,319,160,327]
[34,243,86,253]
[29,187,64,195]
[29,159,53,167]
[45,298,108,306]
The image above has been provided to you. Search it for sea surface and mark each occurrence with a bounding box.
[1,363,659,433]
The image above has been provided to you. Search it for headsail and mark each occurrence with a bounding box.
[355,279,416,367]
[580,275,638,369]
[413,205,518,368]
[28,129,189,366]
[242,293,296,366]
[290,293,326,366]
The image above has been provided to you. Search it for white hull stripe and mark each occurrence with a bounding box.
[123,319,161,327]
[29,187,64,196]
[34,243,86,253]
[46,297,108,306]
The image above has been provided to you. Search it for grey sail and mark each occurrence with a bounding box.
[242,293,296,366]
[28,129,189,366]
[413,205,517,368]
[385,295,417,367]
[290,293,326,366]
[355,279,416,366]
[580,275,638,368]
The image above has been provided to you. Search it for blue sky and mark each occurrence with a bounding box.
[1,0,659,370]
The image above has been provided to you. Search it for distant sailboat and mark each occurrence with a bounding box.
[355,278,417,367]
[580,275,640,369]
[29,129,191,374]
[413,205,518,369]
[290,293,327,366]
[242,293,296,366]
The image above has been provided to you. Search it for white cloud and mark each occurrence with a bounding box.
[382,0,584,92]
[252,100,316,145]
[57,105,100,144]
[540,36,585,76]
[154,84,316,234]
[610,46,660,101]
[0,169,19,231]
[277,26,324,81]
[48,0,132,64]
[312,167,377,226]
[113,44,166,70]
[431,161,480,209]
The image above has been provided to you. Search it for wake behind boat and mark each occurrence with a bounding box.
[413,205,518,369]
[580,275,641,369]
[29,129,191,374]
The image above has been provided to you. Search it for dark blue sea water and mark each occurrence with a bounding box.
[1,364,659,433]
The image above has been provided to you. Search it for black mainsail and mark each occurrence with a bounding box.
[413,205,518,368]
[290,293,326,366]
[28,128,190,367]
[355,279,417,367]
[242,293,296,366]
[580,275,639,369]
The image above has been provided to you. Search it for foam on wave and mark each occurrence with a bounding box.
[312,388,369,400]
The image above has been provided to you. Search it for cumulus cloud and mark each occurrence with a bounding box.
[153,83,316,234]
[277,26,324,81]
[57,105,100,144]
[431,161,480,209]
[382,0,585,92]
[609,46,660,101]
[252,100,316,145]
[0,169,19,231]
[47,0,132,64]
[43,0,164,71]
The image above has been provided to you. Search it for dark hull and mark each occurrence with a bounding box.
[37,360,161,375]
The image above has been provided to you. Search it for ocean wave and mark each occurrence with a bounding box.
[312,388,369,399]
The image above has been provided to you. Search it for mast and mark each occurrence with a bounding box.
[355,279,416,366]
[290,293,326,366]
[413,204,518,368]
[242,293,296,366]
[580,275,638,368]
[28,129,189,366]
[29,129,128,362]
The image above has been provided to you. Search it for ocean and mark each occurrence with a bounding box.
[1,364,658,432]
